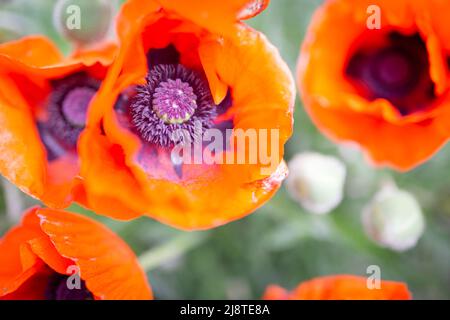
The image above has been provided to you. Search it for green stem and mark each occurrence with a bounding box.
[139,232,209,272]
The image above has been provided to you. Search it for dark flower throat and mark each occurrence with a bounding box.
[346,32,436,115]
[45,273,94,300]
[39,73,99,160]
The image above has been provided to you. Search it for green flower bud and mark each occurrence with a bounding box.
[286,152,346,214]
[53,0,115,46]
[363,184,425,251]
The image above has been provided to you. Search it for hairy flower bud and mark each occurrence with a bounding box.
[53,0,115,46]
[363,184,425,251]
[286,152,346,214]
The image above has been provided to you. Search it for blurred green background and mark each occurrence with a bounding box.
[0,0,449,299]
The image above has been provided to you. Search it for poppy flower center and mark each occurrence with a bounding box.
[129,64,216,147]
[373,49,413,90]
[45,274,94,300]
[61,87,96,127]
[152,78,197,124]
[39,73,100,160]
[346,32,435,115]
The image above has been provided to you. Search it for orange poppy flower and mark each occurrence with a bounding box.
[263,275,411,300]
[0,36,117,208]
[0,207,152,300]
[78,0,295,229]
[298,0,450,171]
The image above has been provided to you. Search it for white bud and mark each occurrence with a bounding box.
[286,152,346,214]
[363,184,425,252]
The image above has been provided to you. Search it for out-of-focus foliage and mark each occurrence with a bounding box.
[0,0,70,52]
[0,0,449,299]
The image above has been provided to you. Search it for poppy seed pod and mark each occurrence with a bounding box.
[363,184,425,251]
[53,0,115,45]
[286,152,346,214]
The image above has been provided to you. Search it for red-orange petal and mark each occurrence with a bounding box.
[0,35,63,67]
[0,207,152,300]
[237,0,270,20]
[156,0,267,37]
[264,275,412,300]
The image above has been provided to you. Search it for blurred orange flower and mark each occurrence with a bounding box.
[298,0,450,171]
[78,0,295,229]
[0,207,152,300]
[263,275,411,300]
[0,36,117,208]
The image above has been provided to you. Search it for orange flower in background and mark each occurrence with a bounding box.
[78,0,295,229]
[263,275,411,300]
[298,0,450,171]
[0,207,152,300]
[0,36,117,208]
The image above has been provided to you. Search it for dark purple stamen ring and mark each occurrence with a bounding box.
[130,64,216,147]
[46,73,100,150]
